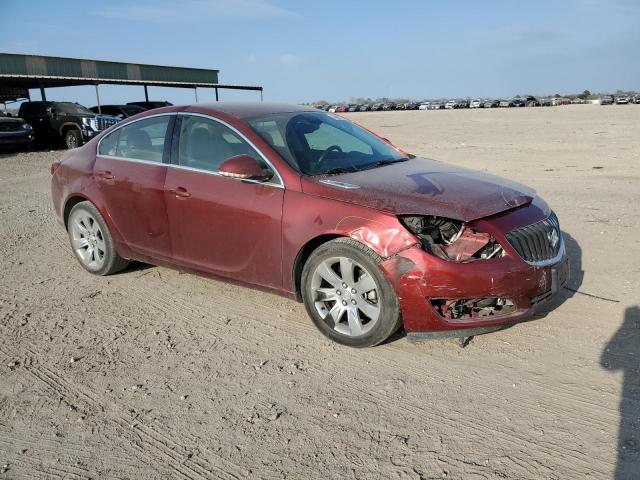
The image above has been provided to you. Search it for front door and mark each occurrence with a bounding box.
[164,114,284,288]
[94,114,174,260]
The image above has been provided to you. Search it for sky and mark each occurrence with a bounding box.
[0,0,639,107]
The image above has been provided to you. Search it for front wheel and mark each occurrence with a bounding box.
[301,238,402,348]
[67,201,129,275]
[64,129,82,149]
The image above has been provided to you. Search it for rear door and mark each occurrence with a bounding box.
[95,114,174,260]
[164,113,285,288]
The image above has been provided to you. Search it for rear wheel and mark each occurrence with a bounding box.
[64,129,81,149]
[67,201,129,275]
[301,238,401,348]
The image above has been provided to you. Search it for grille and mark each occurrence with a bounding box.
[95,116,119,131]
[0,122,22,132]
[506,212,561,263]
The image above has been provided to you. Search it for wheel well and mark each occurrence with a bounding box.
[60,124,81,136]
[292,234,344,302]
[63,196,87,228]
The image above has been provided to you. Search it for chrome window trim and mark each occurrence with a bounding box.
[95,154,284,189]
[96,155,163,167]
[176,111,284,187]
[96,111,285,189]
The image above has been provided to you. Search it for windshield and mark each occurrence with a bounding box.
[248,112,406,175]
[55,102,93,115]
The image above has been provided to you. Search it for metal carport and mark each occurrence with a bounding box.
[0,53,263,109]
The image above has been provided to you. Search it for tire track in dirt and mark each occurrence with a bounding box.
[128,267,619,429]
[0,343,246,480]
[99,270,611,478]
[0,429,139,472]
[1,456,89,480]
[3,227,615,478]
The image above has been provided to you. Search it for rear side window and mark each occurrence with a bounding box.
[114,116,171,163]
[177,115,265,172]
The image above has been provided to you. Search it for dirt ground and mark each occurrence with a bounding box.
[1,104,638,480]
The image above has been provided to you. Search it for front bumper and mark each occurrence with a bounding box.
[381,243,569,335]
[0,131,34,146]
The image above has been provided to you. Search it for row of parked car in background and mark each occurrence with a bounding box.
[0,100,171,150]
[316,93,640,114]
[2,92,638,151]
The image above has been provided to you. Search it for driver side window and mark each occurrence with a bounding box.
[177,115,268,173]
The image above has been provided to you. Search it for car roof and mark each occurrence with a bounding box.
[184,102,315,119]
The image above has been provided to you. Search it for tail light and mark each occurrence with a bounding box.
[51,162,60,175]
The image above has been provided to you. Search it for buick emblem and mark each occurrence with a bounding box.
[547,228,559,249]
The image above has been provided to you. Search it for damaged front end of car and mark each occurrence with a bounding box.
[377,204,569,339]
[395,215,516,323]
[398,215,505,263]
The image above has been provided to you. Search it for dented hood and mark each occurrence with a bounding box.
[301,157,535,222]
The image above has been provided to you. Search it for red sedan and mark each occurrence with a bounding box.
[51,103,568,347]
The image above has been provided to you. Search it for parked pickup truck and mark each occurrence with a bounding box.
[0,111,34,149]
[18,101,120,149]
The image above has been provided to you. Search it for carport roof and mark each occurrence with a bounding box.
[0,53,262,95]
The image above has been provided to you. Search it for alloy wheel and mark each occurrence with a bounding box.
[69,211,106,270]
[66,132,78,149]
[310,256,381,337]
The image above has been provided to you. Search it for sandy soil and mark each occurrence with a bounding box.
[1,104,638,479]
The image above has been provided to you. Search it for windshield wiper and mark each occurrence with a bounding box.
[316,158,408,176]
[360,157,409,170]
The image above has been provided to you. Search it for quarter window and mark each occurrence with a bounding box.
[112,116,171,163]
[177,115,267,173]
[98,129,119,156]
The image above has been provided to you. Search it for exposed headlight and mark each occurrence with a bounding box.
[82,117,98,130]
[398,215,505,262]
[21,123,33,130]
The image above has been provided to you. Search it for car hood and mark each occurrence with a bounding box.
[0,117,25,124]
[301,157,535,222]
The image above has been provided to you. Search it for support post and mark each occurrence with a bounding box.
[144,85,149,102]
[260,89,263,102]
[95,84,102,114]
[215,88,219,102]
[194,88,198,103]
[39,85,47,101]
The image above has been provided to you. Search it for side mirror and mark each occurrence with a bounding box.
[218,154,273,182]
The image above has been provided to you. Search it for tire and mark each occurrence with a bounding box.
[64,129,82,149]
[301,238,402,348]
[67,201,129,276]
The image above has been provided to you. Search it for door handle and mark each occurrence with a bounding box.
[97,170,114,180]
[171,186,191,198]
